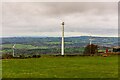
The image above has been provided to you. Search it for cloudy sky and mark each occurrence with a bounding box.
[2,2,118,37]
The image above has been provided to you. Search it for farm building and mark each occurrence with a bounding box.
[113,46,120,52]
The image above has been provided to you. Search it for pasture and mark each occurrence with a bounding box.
[2,55,118,78]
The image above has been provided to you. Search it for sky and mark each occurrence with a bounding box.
[2,2,118,37]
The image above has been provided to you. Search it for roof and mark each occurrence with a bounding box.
[113,46,120,49]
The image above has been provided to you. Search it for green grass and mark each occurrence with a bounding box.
[2,44,37,49]
[2,56,118,78]
[1,44,48,49]
[0,60,2,78]
[46,42,73,45]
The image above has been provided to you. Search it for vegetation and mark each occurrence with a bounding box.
[1,36,119,78]
[2,54,41,59]
[1,36,117,56]
[2,55,118,78]
[2,54,13,59]
[2,44,85,55]
[1,36,118,48]
[84,44,98,55]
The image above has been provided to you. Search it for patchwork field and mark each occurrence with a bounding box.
[2,55,118,78]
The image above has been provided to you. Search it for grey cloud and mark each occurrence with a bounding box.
[3,2,117,16]
[2,2,118,37]
[41,2,117,16]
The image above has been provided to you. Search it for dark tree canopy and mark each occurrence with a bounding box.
[84,44,98,55]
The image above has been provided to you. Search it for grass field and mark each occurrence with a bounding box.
[2,55,118,78]
[1,44,48,49]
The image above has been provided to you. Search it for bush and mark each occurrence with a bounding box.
[28,56,32,58]
[2,54,13,59]
[19,54,25,59]
[32,55,41,58]
[84,44,98,55]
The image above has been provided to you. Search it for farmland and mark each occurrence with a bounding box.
[1,36,119,78]
[1,43,85,56]
[1,36,118,55]
[2,55,118,78]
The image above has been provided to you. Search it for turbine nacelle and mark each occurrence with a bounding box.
[13,44,16,48]
[61,22,64,25]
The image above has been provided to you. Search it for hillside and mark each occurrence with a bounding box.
[1,36,118,47]
[1,36,118,55]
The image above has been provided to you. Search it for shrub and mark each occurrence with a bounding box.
[84,44,98,55]
[2,54,13,59]
[32,55,41,58]
[19,54,25,59]
[32,55,37,58]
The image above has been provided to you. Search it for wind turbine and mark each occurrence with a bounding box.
[12,44,16,57]
[61,22,64,55]
[89,36,94,54]
[89,36,94,45]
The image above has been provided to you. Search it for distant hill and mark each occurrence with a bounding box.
[1,36,118,47]
[1,36,118,55]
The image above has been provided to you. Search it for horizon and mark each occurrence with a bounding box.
[0,35,118,38]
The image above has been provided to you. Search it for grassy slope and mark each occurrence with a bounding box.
[2,44,49,50]
[2,44,38,49]
[0,60,1,78]
[1,44,105,53]
[2,56,118,78]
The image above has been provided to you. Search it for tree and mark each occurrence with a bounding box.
[2,54,13,59]
[84,44,98,55]
[19,54,25,59]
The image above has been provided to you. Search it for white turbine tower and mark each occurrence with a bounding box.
[61,22,64,55]
[89,36,94,45]
[89,36,94,54]
[12,44,16,57]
